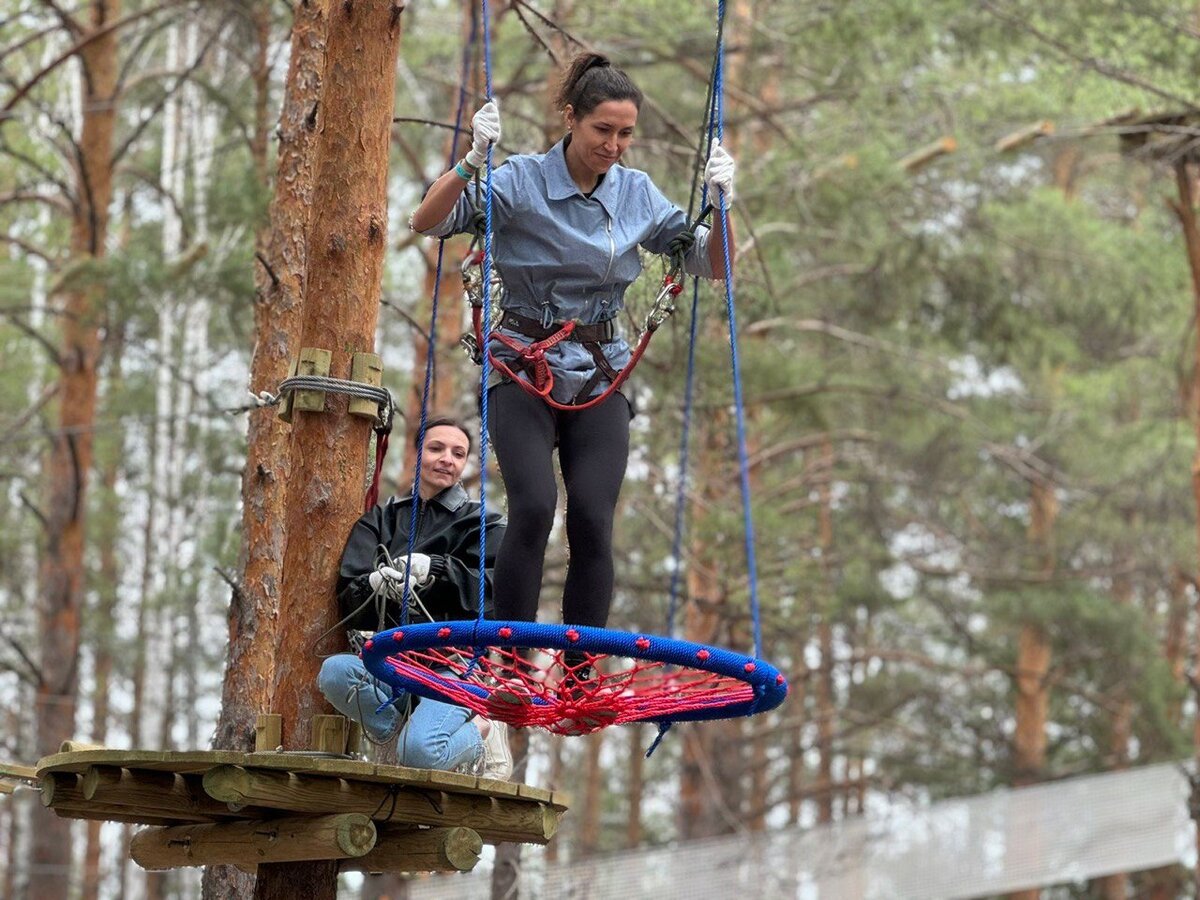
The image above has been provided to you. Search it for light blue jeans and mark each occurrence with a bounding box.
[318,654,482,771]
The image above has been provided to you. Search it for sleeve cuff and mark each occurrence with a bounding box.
[427,554,448,581]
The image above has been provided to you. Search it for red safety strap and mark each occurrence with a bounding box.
[473,274,683,412]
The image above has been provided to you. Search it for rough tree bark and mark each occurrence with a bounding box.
[211,0,325,755]
[255,2,405,897]
[33,3,120,895]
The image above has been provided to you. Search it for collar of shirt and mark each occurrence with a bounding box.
[392,482,469,512]
[540,138,622,219]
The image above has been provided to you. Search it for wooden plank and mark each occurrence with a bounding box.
[37,749,565,807]
[81,766,273,820]
[202,766,561,844]
[339,825,482,874]
[0,761,38,782]
[347,352,384,420]
[130,813,377,870]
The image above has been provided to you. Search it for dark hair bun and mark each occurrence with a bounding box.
[555,52,642,118]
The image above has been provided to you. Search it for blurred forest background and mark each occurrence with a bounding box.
[4,0,1200,897]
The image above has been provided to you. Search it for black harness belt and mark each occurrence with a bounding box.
[499,311,616,344]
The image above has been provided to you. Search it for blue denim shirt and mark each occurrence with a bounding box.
[418,139,713,404]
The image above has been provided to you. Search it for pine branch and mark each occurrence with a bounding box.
[0,232,55,264]
[38,0,82,37]
[18,489,49,534]
[981,0,1200,110]
[111,11,235,167]
[0,139,76,204]
[2,0,191,116]
[0,308,64,365]
[0,188,71,214]
[3,381,59,435]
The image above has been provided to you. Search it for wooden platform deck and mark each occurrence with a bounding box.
[33,748,569,873]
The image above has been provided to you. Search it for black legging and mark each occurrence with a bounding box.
[487,381,631,627]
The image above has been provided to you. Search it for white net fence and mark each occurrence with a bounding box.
[404,762,1195,899]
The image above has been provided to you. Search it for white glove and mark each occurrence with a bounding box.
[704,140,735,205]
[369,565,417,598]
[402,552,433,586]
[465,100,501,169]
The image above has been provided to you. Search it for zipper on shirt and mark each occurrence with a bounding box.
[600,214,616,288]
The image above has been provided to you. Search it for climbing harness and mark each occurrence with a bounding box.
[458,205,712,410]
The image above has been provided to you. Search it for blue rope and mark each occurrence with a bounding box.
[662,3,724,638]
[477,0,496,625]
[711,0,762,657]
[665,287,701,638]
[401,9,477,625]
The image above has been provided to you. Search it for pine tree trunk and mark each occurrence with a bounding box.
[1164,569,1188,727]
[578,731,605,857]
[678,405,733,841]
[1166,158,1200,897]
[1008,479,1056,900]
[81,331,126,900]
[210,0,327,780]
[34,4,121,894]
[491,727,530,900]
[815,436,836,825]
[626,724,644,848]
[255,3,405,897]
[1097,519,1134,900]
[787,668,807,826]
[544,733,564,865]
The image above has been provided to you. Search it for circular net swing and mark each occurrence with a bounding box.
[366,0,787,741]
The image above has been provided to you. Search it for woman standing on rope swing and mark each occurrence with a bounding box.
[409,53,736,662]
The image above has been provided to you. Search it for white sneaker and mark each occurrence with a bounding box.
[477,718,513,781]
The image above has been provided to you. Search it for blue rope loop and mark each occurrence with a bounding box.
[360,619,789,725]
[402,11,478,625]
[477,0,496,640]
[709,0,762,658]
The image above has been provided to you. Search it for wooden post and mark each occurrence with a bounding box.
[130,813,377,870]
[338,825,482,873]
[254,714,283,753]
[310,715,349,755]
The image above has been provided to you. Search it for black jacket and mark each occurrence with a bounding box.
[337,482,506,632]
